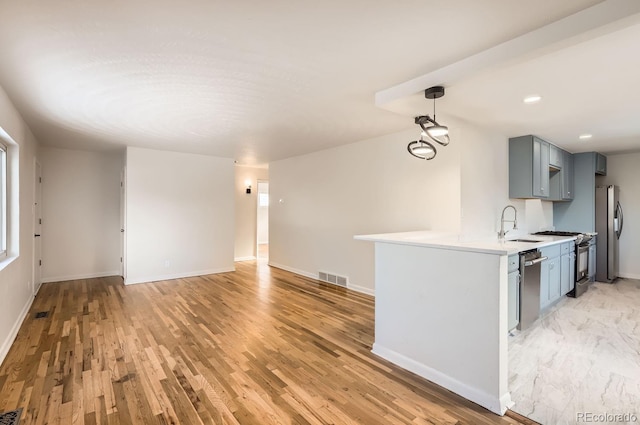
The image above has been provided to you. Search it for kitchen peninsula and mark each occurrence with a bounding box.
[354,230,574,415]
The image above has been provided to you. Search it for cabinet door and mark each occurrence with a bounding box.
[560,253,571,295]
[508,270,519,331]
[548,258,561,302]
[540,259,550,309]
[596,153,607,175]
[549,145,562,168]
[533,137,550,197]
[562,151,574,200]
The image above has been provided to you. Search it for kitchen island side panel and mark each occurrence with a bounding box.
[372,242,509,415]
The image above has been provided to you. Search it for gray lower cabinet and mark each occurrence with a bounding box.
[559,241,575,295]
[540,243,572,310]
[540,259,550,309]
[548,257,561,304]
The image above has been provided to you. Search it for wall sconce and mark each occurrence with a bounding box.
[245,180,252,194]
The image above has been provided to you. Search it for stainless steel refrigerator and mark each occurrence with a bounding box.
[595,185,624,282]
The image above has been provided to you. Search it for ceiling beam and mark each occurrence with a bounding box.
[375,0,640,108]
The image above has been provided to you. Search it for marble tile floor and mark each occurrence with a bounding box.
[509,278,640,425]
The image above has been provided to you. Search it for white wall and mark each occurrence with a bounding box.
[0,86,39,365]
[600,152,640,279]
[234,166,268,261]
[373,242,509,414]
[269,127,462,295]
[269,118,555,294]
[40,147,122,282]
[125,147,235,284]
[458,120,554,239]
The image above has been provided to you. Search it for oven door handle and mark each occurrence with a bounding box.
[524,256,548,266]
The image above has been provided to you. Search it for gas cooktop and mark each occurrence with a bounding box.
[534,231,583,236]
[534,230,593,244]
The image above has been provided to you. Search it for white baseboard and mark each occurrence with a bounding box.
[371,343,508,416]
[268,262,374,296]
[347,283,375,296]
[41,270,121,284]
[619,272,640,280]
[268,262,317,280]
[234,256,256,262]
[0,293,35,367]
[124,266,235,285]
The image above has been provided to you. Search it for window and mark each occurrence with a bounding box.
[0,141,6,259]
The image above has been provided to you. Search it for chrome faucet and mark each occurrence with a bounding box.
[498,205,518,240]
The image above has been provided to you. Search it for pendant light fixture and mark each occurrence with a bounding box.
[408,86,450,159]
[407,137,436,160]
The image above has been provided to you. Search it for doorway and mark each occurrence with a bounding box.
[256,181,269,261]
[33,160,42,295]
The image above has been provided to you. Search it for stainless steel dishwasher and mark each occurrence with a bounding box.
[518,249,547,330]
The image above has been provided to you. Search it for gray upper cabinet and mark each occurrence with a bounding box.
[553,152,607,233]
[549,145,562,169]
[509,135,550,199]
[595,153,607,175]
[510,134,578,201]
[561,150,574,200]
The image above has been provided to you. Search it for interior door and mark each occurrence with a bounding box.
[120,168,126,279]
[33,160,42,295]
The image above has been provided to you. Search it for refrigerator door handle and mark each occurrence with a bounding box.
[616,202,623,239]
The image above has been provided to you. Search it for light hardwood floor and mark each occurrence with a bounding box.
[0,261,533,424]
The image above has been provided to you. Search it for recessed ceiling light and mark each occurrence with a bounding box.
[523,95,542,104]
[579,134,593,140]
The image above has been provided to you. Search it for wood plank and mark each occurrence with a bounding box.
[0,262,529,424]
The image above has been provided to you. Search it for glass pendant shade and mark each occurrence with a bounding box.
[407,139,436,160]
[426,125,448,138]
[426,126,450,146]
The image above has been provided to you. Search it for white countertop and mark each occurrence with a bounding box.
[354,230,576,255]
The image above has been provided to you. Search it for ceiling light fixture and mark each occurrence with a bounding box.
[408,86,450,160]
[579,134,593,140]
[523,95,542,104]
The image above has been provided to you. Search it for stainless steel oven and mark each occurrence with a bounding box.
[574,241,590,297]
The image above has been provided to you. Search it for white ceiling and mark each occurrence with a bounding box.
[377,0,640,156]
[0,0,613,164]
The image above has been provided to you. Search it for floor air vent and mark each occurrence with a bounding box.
[35,311,49,319]
[0,408,22,425]
[318,271,348,287]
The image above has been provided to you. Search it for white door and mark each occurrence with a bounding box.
[33,160,42,295]
[120,168,126,280]
[256,181,269,260]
